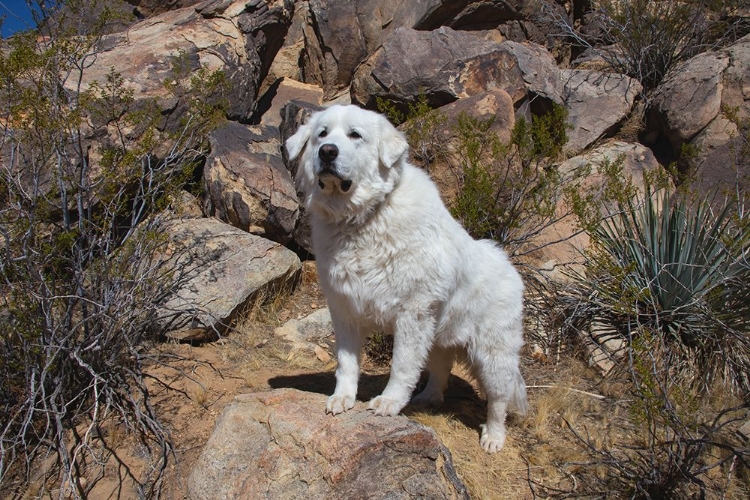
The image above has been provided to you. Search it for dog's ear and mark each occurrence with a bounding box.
[378,119,409,169]
[285,122,312,161]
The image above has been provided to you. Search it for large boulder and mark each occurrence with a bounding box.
[155,217,300,341]
[561,69,642,154]
[204,122,299,243]
[650,51,729,149]
[648,34,750,195]
[75,0,293,125]
[292,1,580,97]
[188,389,469,499]
[351,27,562,111]
[295,0,461,96]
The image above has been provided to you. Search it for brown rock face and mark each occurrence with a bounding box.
[562,69,643,154]
[77,1,293,125]
[188,389,469,499]
[204,122,299,243]
[125,0,203,17]
[351,26,561,110]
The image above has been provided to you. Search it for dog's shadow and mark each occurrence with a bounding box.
[268,371,488,432]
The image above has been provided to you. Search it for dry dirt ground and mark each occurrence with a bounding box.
[78,262,747,500]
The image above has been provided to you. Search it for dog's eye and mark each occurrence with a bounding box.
[318,130,328,138]
[348,131,362,139]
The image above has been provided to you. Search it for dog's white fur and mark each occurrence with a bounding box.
[285,104,527,452]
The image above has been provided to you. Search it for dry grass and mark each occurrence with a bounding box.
[410,411,528,499]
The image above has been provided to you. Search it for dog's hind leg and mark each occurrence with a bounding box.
[472,347,527,453]
[411,345,456,407]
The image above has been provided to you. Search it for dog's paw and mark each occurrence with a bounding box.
[368,395,405,416]
[479,424,506,453]
[326,394,355,415]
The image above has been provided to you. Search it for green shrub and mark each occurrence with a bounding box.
[572,187,750,392]
[556,179,750,498]
[451,103,571,250]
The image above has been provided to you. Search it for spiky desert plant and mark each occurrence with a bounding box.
[576,187,750,392]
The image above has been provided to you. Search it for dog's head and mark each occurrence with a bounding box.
[285,105,408,223]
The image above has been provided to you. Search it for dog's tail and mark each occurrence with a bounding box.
[512,370,529,416]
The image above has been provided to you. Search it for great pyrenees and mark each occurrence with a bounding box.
[285,104,527,452]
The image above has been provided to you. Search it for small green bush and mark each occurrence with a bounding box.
[451,103,571,250]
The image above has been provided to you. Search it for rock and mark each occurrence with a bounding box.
[75,0,293,125]
[155,218,300,340]
[583,322,626,376]
[417,0,532,31]
[647,34,750,196]
[440,90,516,141]
[188,389,469,500]
[274,308,333,357]
[351,27,562,110]
[425,90,516,198]
[722,34,750,125]
[687,35,750,196]
[204,122,299,243]
[650,51,729,149]
[126,0,204,17]
[297,1,467,96]
[561,69,642,154]
[257,1,310,93]
[168,190,205,219]
[739,420,750,441]
[258,78,324,128]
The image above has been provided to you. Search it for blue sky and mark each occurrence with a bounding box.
[0,1,38,38]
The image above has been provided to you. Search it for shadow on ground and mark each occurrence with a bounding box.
[268,372,489,434]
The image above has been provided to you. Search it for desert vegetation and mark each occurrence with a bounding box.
[0,0,749,499]
[0,2,227,497]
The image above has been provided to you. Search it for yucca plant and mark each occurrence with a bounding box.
[575,187,750,392]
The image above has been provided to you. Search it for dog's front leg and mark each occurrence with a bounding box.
[326,313,364,415]
[369,314,433,416]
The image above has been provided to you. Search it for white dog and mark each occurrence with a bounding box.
[285,104,527,452]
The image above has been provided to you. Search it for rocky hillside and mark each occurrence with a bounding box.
[2,1,749,498]
[83,0,748,338]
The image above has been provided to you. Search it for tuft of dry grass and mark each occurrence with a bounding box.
[410,411,528,499]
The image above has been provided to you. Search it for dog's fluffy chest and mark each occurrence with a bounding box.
[314,225,414,323]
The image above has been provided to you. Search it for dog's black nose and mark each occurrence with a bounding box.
[318,144,338,163]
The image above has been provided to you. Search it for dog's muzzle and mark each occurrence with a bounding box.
[317,143,353,193]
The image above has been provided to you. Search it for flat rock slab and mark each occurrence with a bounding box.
[562,69,642,154]
[188,388,469,499]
